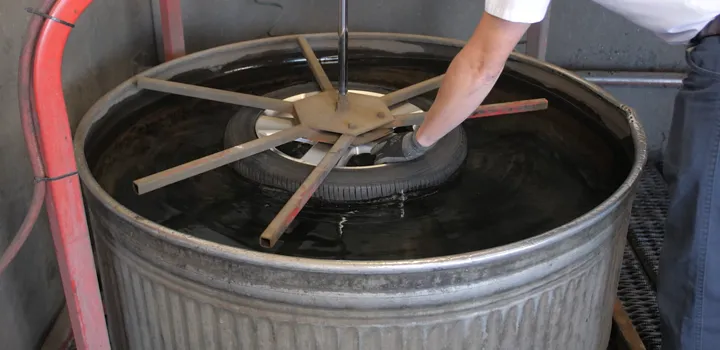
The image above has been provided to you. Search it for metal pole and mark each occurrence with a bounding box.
[525,4,551,60]
[337,0,349,106]
[575,71,685,88]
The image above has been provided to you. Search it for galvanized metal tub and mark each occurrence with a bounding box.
[75,33,647,349]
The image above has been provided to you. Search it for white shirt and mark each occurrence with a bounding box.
[485,0,720,44]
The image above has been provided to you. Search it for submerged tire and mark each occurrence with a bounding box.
[224,83,468,202]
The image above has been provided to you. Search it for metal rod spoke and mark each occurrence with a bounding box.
[259,134,356,248]
[136,77,295,113]
[465,98,549,118]
[297,37,334,92]
[381,75,444,107]
[391,98,549,127]
[134,126,310,194]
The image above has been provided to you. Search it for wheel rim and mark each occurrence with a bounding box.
[254,88,423,169]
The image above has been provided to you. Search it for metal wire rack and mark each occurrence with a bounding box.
[617,162,669,350]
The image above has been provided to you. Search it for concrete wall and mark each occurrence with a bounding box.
[0,0,683,347]
[0,1,157,348]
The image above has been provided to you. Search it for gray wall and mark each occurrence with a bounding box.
[547,0,685,153]
[0,1,156,348]
[0,0,683,347]
[161,0,685,151]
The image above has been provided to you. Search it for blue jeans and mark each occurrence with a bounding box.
[659,35,720,350]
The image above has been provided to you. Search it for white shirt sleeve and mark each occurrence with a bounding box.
[485,0,552,24]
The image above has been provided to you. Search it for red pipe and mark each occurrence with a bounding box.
[32,0,111,349]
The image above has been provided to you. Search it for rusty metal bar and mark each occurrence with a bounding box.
[134,126,310,194]
[136,77,295,113]
[259,134,356,248]
[381,75,444,107]
[392,98,549,127]
[158,0,186,61]
[298,36,334,91]
[465,98,548,118]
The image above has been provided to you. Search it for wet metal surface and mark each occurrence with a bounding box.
[88,53,629,260]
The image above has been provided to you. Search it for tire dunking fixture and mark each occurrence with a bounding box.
[131,0,549,248]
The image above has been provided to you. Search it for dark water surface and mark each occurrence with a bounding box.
[88,54,630,260]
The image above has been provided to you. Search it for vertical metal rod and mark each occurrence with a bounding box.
[158,0,186,61]
[525,4,551,60]
[338,0,349,96]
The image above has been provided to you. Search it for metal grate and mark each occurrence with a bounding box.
[614,162,671,350]
[626,164,669,286]
[618,246,662,350]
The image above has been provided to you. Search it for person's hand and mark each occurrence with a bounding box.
[370,130,430,164]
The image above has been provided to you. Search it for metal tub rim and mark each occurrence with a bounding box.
[74,32,648,274]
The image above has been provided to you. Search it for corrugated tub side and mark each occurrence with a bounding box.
[85,191,633,350]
